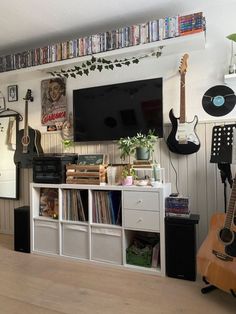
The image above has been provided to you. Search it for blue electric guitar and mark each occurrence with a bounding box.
[167,54,200,155]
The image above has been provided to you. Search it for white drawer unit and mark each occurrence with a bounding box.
[124,209,160,231]
[123,191,160,211]
[31,183,171,276]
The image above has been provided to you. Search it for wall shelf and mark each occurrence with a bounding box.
[0,31,205,83]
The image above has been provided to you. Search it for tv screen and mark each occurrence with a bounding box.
[73,77,163,142]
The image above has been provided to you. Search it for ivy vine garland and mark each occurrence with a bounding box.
[49,47,163,78]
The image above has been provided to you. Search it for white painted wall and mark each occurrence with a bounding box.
[0,2,236,130]
[0,3,236,242]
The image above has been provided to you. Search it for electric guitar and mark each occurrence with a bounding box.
[167,54,200,155]
[14,89,43,168]
[197,175,236,295]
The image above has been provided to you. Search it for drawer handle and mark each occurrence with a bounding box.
[137,199,143,204]
[137,218,143,223]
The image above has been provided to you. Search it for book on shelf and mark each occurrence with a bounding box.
[151,242,160,268]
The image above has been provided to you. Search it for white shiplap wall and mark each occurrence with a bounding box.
[0,121,233,248]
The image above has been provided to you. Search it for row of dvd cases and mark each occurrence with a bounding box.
[0,12,205,73]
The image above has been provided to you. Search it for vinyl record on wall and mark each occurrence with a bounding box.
[202,85,236,116]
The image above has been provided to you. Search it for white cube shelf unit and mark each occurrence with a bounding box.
[31,182,171,276]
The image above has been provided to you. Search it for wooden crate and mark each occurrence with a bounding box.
[66,164,107,185]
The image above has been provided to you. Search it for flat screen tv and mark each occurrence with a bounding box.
[73,77,163,142]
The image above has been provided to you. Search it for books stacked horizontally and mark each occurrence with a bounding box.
[165,196,190,218]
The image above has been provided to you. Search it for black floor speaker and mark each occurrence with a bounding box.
[165,214,199,281]
[14,206,30,253]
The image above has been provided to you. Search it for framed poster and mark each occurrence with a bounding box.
[41,78,67,130]
[8,85,18,102]
[77,154,107,165]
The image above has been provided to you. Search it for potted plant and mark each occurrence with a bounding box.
[132,130,158,160]
[121,164,136,186]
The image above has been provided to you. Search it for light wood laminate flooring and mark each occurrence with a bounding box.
[0,234,235,314]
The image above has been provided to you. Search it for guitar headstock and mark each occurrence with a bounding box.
[24,89,34,102]
[179,53,189,75]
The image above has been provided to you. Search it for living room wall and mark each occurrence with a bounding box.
[0,2,236,246]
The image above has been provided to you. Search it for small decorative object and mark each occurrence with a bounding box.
[226,33,236,74]
[8,85,18,102]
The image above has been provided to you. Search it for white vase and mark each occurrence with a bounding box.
[229,41,236,74]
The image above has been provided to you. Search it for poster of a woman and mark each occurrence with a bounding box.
[41,78,67,130]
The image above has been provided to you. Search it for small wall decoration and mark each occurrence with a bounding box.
[8,85,18,102]
[41,78,67,130]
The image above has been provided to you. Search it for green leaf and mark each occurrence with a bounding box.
[64,73,69,78]
[132,59,139,64]
[82,63,87,68]
[91,56,96,63]
[86,61,91,66]
[97,65,103,72]
[74,66,81,71]
[83,69,89,75]
[109,64,114,70]
[90,65,96,71]
[124,61,130,66]
[77,71,83,76]
[115,63,122,67]
[70,73,76,78]
[227,33,236,42]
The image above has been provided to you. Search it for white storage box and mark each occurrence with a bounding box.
[34,219,59,254]
[62,223,89,259]
[91,227,122,264]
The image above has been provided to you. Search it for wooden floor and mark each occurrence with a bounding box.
[0,234,235,314]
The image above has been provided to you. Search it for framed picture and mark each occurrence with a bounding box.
[77,154,107,165]
[8,85,18,102]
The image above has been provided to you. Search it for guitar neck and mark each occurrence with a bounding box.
[179,73,186,123]
[24,100,29,137]
[226,179,236,229]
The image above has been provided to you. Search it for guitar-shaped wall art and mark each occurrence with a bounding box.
[197,175,236,295]
[14,89,43,168]
[167,54,200,154]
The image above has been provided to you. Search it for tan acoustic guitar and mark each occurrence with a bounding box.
[197,176,236,295]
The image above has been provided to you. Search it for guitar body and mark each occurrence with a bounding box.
[167,109,200,154]
[14,126,43,168]
[197,213,236,293]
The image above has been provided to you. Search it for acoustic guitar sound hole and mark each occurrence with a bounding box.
[219,228,234,244]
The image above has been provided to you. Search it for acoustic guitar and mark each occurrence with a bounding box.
[197,175,236,295]
[167,53,200,155]
[14,89,43,168]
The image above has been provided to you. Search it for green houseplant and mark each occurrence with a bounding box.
[121,164,136,186]
[132,130,158,160]
[118,130,158,161]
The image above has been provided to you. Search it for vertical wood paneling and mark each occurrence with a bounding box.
[0,122,233,248]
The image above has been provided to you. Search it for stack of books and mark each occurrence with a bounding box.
[165,196,190,218]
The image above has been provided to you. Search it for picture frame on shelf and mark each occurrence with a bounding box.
[8,85,18,102]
